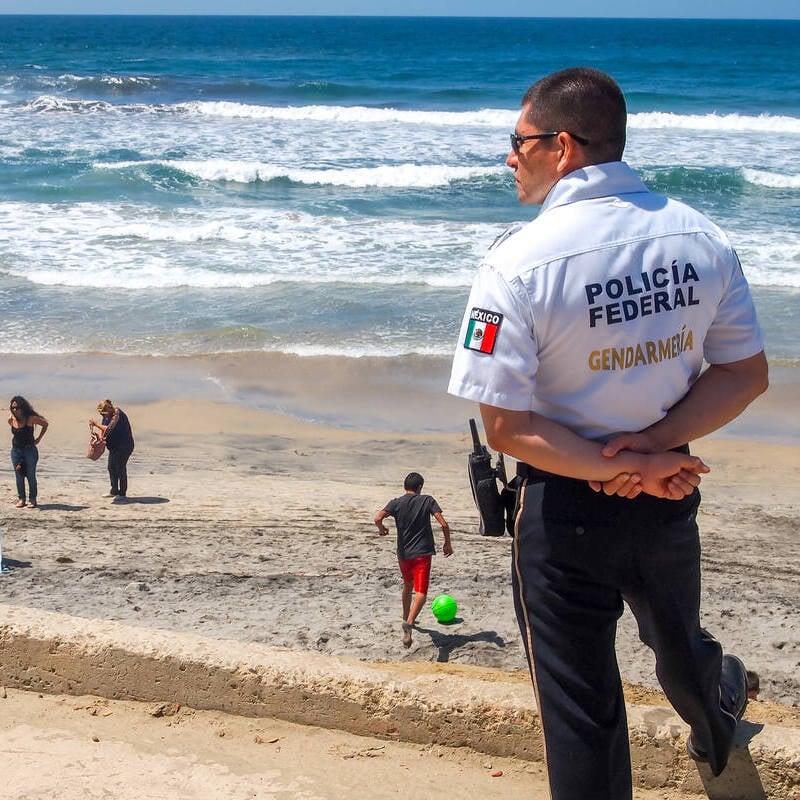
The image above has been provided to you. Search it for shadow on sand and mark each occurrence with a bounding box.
[110,496,169,505]
[694,720,767,800]
[413,619,506,663]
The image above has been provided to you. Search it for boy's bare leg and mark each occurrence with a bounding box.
[401,581,413,647]
[402,593,427,647]
[401,582,428,648]
[402,581,413,622]
[407,593,426,627]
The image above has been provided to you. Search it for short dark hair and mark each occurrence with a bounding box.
[522,67,627,164]
[404,472,424,492]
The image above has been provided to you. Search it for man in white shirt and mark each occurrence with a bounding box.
[449,67,768,800]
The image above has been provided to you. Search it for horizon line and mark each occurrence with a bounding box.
[2,13,799,21]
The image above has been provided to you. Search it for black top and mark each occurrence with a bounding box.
[11,422,35,448]
[104,408,134,451]
[383,493,442,560]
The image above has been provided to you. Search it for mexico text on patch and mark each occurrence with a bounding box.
[463,307,503,354]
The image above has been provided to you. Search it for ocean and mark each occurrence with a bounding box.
[1,15,798,369]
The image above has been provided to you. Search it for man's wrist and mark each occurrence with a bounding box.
[613,450,647,476]
[638,424,675,453]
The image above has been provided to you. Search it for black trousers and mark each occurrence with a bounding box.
[107,446,133,495]
[512,473,736,800]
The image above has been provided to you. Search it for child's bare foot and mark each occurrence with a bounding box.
[402,621,412,648]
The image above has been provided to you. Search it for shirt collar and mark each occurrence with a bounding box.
[540,161,649,212]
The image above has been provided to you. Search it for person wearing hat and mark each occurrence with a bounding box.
[89,399,135,498]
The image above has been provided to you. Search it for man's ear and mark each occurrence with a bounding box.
[555,131,585,175]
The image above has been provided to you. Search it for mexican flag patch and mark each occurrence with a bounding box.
[463,307,502,354]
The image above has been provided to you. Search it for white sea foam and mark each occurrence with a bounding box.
[22,95,117,113]
[0,201,493,290]
[630,111,800,135]
[3,195,798,291]
[733,231,800,288]
[179,101,515,127]
[99,158,504,188]
[11,97,800,139]
[741,168,800,189]
[55,73,156,87]
[277,341,453,358]
[178,103,800,137]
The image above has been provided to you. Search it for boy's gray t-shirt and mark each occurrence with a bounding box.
[383,493,441,560]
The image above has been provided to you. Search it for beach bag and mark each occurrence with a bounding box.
[87,424,106,460]
[467,418,516,536]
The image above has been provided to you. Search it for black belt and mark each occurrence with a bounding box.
[515,462,555,482]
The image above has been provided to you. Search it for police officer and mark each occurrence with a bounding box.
[448,67,768,800]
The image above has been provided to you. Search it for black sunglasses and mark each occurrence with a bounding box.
[510,130,589,154]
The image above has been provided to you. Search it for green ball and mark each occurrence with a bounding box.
[431,594,458,623]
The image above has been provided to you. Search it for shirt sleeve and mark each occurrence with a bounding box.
[448,263,539,411]
[703,249,764,364]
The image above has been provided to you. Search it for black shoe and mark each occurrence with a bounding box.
[720,654,748,722]
[686,654,748,764]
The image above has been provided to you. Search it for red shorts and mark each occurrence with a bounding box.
[399,555,432,594]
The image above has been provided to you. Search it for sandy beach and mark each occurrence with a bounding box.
[1,353,799,797]
[11,684,785,800]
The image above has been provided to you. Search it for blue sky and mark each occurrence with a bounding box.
[2,1,799,18]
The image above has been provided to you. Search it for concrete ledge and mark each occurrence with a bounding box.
[1,605,798,799]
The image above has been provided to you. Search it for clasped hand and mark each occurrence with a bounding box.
[589,432,708,500]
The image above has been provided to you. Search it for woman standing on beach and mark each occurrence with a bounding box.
[90,399,134,499]
[9,395,48,508]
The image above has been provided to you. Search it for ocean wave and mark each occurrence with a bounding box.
[630,111,800,135]
[17,95,170,115]
[9,97,800,138]
[14,264,477,291]
[178,100,514,127]
[173,104,800,135]
[10,72,157,91]
[41,73,159,95]
[4,338,456,360]
[23,95,117,114]
[596,164,800,197]
[0,200,491,290]
[734,237,800,289]
[129,329,455,359]
[3,189,797,291]
[6,95,516,125]
[99,158,506,188]
[56,73,157,87]
[741,168,800,189]
[639,166,745,195]
[266,341,453,359]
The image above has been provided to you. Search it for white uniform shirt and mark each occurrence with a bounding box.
[448,162,764,441]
